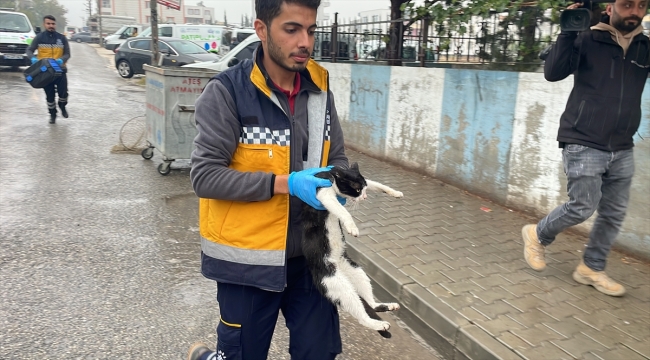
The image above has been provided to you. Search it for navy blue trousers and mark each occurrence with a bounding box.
[201,256,342,360]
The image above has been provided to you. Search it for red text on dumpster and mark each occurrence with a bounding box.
[147,103,165,115]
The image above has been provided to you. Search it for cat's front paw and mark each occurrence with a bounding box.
[343,220,359,237]
[387,190,403,198]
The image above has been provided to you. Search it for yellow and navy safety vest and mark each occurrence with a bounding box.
[199,57,332,291]
[32,31,68,66]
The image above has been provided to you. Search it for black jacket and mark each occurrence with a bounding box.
[26,30,71,71]
[544,28,649,151]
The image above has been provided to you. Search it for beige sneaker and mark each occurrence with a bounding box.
[522,224,546,271]
[573,261,626,296]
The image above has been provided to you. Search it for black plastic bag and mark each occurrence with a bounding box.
[23,58,63,89]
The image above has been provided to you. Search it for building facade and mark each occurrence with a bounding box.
[98,0,215,25]
[184,2,215,24]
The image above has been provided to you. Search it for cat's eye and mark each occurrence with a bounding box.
[356,189,361,193]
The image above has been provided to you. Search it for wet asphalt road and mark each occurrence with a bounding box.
[0,43,442,359]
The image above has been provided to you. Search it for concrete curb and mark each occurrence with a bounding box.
[346,238,523,360]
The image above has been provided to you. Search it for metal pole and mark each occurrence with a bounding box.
[151,0,160,66]
[331,12,338,63]
[96,0,103,46]
[420,17,429,67]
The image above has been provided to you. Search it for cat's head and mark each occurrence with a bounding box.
[329,163,367,202]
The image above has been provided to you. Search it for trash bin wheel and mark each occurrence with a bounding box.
[158,162,171,176]
[141,147,154,160]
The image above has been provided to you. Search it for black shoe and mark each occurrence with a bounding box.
[187,342,212,360]
[58,103,68,118]
[49,109,57,124]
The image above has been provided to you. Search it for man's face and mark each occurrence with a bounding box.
[43,18,56,32]
[255,3,317,72]
[607,0,648,33]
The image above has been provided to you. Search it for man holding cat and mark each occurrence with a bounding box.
[522,0,648,297]
[188,1,348,359]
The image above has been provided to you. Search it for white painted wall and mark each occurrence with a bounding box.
[385,67,444,173]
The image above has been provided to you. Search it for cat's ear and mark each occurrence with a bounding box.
[330,166,344,178]
[350,162,359,171]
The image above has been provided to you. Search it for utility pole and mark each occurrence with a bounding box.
[86,0,92,22]
[96,0,103,46]
[151,0,160,66]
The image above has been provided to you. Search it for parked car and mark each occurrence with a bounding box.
[70,32,92,43]
[182,33,260,72]
[114,37,219,78]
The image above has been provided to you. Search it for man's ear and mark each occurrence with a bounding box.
[254,19,267,43]
[605,3,613,16]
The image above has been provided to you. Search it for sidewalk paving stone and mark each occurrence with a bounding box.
[590,346,649,360]
[344,150,650,360]
[518,341,574,360]
[550,333,609,358]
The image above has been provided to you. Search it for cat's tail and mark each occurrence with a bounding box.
[360,297,392,338]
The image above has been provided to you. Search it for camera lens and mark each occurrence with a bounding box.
[561,8,591,31]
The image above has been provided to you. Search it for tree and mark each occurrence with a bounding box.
[387,0,568,69]
[15,0,69,32]
[224,10,228,26]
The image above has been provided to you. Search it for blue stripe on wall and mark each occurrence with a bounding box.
[437,69,519,201]
[347,64,391,154]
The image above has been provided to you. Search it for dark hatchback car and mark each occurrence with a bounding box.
[70,32,92,43]
[114,37,219,78]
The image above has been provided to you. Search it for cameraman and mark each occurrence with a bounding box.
[522,0,649,297]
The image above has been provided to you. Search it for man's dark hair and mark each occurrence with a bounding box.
[256,0,320,25]
[43,15,56,22]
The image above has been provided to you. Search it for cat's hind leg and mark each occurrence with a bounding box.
[339,256,400,312]
[321,268,391,333]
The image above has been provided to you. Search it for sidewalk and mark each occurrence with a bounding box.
[346,149,650,360]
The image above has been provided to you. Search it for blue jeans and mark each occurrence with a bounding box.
[537,144,635,271]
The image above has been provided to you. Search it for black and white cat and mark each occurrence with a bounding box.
[301,163,404,338]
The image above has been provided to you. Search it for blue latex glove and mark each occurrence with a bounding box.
[30,57,37,64]
[337,195,346,206]
[55,58,63,65]
[288,167,333,210]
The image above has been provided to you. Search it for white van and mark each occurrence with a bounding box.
[0,10,38,67]
[139,24,230,54]
[227,28,256,49]
[182,33,260,72]
[104,24,148,51]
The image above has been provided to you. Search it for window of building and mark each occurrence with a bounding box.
[146,16,150,23]
[166,17,175,23]
[145,1,149,9]
[205,10,210,16]
[102,0,110,8]
[362,17,368,23]
[372,15,379,22]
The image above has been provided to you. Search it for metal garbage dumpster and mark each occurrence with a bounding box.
[142,64,218,175]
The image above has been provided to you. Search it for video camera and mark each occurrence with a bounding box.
[560,0,615,32]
